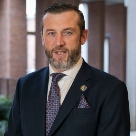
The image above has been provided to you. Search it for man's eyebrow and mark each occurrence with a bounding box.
[46,29,55,32]
[45,28,75,32]
[63,28,75,31]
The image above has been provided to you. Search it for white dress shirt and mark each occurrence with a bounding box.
[47,57,83,104]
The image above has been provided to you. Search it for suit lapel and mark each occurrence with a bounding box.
[34,67,49,136]
[48,61,92,136]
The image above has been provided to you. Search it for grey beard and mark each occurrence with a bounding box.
[45,46,81,71]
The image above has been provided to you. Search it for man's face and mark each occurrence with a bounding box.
[41,11,88,72]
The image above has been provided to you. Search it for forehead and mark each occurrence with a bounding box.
[42,11,79,28]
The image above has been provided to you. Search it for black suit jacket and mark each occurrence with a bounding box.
[4,61,130,136]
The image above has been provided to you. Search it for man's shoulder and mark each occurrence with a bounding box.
[20,66,49,82]
[86,65,127,94]
[82,61,121,83]
[87,64,121,83]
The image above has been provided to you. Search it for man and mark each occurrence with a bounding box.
[5,2,130,136]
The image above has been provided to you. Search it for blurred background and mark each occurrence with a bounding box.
[0,0,136,135]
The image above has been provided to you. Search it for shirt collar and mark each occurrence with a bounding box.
[49,57,83,79]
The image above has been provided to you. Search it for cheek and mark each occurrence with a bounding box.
[44,38,54,50]
[66,37,80,49]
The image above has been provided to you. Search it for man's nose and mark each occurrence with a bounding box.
[55,34,65,46]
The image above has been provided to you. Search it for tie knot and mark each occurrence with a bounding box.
[51,73,66,83]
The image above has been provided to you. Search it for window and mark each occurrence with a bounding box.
[26,0,36,73]
[103,38,110,73]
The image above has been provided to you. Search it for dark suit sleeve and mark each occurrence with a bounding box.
[97,81,130,136]
[4,79,23,136]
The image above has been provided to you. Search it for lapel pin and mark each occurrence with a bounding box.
[80,85,87,91]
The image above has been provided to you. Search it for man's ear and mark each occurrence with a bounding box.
[81,29,88,45]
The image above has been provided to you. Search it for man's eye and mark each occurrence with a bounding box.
[63,31,72,36]
[48,32,55,36]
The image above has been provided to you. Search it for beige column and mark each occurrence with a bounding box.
[88,1,105,70]
[126,0,136,131]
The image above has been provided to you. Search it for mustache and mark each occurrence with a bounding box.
[51,46,69,53]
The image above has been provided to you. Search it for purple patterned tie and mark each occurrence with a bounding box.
[46,73,65,136]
